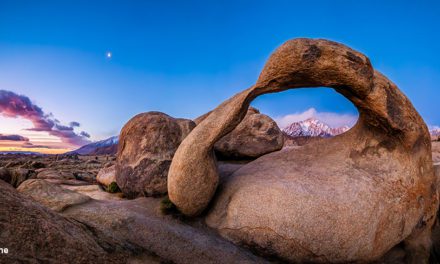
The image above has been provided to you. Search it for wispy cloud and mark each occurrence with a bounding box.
[21,142,53,149]
[274,108,358,129]
[0,90,91,147]
[0,134,29,141]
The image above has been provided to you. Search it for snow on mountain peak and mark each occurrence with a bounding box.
[282,118,350,138]
[69,136,119,155]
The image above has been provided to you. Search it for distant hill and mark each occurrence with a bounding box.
[69,136,119,155]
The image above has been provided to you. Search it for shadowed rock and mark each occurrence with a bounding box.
[168,38,438,262]
[207,107,284,160]
[61,197,269,264]
[0,167,11,184]
[116,112,195,198]
[10,168,35,187]
[0,180,126,263]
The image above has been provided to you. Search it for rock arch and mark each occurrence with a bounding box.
[167,38,438,262]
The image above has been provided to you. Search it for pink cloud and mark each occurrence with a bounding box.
[0,90,91,147]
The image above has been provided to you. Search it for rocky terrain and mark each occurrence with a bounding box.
[1,38,440,263]
[1,139,439,263]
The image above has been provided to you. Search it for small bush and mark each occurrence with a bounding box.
[160,196,178,215]
[107,181,121,193]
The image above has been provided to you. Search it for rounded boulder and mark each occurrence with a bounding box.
[116,112,195,198]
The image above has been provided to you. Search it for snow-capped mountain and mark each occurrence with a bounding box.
[282,118,350,138]
[69,136,119,155]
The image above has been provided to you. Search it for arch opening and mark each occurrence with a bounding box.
[250,87,359,146]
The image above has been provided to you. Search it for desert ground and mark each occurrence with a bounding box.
[0,140,439,263]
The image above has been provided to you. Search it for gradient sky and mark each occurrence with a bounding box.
[0,0,439,153]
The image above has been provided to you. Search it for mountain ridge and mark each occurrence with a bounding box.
[68,136,119,155]
[282,117,350,138]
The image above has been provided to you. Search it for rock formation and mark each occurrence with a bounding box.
[168,38,438,263]
[116,112,195,198]
[197,107,284,159]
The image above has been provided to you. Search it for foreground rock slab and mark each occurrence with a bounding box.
[0,180,126,263]
[17,179,91,212]
[168,38,438,262]
[8,177,266,263]
[62,198,268,264]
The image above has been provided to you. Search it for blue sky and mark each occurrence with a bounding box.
[0,0,439,149]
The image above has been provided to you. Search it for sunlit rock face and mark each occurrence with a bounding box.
[168,38,438,262]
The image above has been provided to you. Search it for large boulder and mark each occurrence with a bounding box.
[0,180,126,263]
[168,38,438,262]
[197,107,284,160]
[116,112,195,198]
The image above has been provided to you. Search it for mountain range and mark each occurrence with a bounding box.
[69,136,119,155]
[282,118,351,138]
